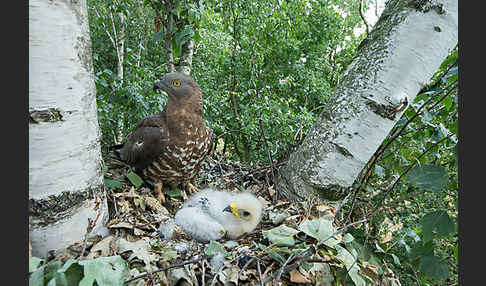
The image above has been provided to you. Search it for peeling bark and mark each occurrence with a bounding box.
[275,0,457,205]
[29,0,108,257]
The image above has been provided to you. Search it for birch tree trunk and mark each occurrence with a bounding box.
[180,38,194,75]
[29,0,109,257]
[276,0,458,205]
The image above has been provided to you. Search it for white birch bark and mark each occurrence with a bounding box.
[180,38,194,75]
[29,0,108,257]
[276,0,458,204]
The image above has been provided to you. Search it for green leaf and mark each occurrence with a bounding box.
[268,250,286,264]
[419,255,450,281]
[104,178,122,189]
[78,256,130,286]
[410,241,435,263]
[204,240,228,257]
[126,171,143,188]
[165,187,182,198]
[29,257,44,273]
[262,225,299,246]
[55,259,84,286]
[420,211,455,242]
[29,268,44,286]
[375,165,385,178]
[343,233,354,244]
[298,218,340,248]
[406,164,448,192]
[391,253,400,265]
[175,26,195,46]
[335,245,366,286]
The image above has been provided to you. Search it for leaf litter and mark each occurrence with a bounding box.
[30,154,403,285]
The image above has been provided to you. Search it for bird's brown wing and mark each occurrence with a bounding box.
[119,114,168,171]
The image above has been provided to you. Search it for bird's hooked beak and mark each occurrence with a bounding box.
[223,202,240,218]
[153,80,168,92]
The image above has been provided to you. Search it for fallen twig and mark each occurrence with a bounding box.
[123,256,206,285]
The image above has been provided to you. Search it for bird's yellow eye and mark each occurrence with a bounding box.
[173,80,181,87]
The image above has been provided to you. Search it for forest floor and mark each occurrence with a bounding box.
[42,153,402,286]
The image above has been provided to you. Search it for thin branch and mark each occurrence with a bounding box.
[369,133,453,218]
[359,0,370,36]
[257,260,264,286]
[123,256,206,284]
[259,118,278,201]
[345,80,457,223]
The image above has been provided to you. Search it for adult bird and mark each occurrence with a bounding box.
[173,188,263,242]
[117,72,212,203]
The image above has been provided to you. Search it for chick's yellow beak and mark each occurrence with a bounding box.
[223,202,240,218]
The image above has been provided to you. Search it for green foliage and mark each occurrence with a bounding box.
[29,256,130,286]
[346,46,458,285]
[204,240,228,256]
[419,210,455,242]
[126,171,143,188]
[262,224,300,246]
[406,164,449,193]
[298,217,340,248]
[88,0,363,162]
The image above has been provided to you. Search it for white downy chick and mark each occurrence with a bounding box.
[174,188,263,242]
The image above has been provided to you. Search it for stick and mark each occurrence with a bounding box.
[123,256,205,284]
[259,118,278,201]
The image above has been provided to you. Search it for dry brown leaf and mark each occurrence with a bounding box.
[290,269,312,283]
[144,196,170,215]
[268,185,275,197]
[361,261,380,282]
[109,221,134,230]
[86,235,114,259]
[119,199,132,213]
[258,196,270,208]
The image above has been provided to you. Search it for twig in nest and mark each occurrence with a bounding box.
[259,118,278,201]
[78,209,102,260]
[210,254,246,286]
[257,260,264,286]
[123,256,206,284]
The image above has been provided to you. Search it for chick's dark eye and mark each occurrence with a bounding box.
[242,211,250,217]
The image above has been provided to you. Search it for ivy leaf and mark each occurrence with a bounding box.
[419,255,450,281]
[56,259,84,286]
[29,257,44,273]
[78,256,130,286]
[335,245,366,286]
[406,164,448,192]
[126,171,143,188]
[262,225,299,246]
[104,178,122,190]
[420,211,455,242]
[204,240,228,257]
[298,218,340,248]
